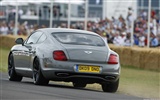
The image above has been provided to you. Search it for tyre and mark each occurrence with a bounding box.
[101,79,119,93]
[72,82,87,88]
[8,53,23,81]
[33,58,49,85]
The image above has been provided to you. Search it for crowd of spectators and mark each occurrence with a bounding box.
[0,10,160,47]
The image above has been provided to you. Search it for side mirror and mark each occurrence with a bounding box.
[15,38,24,45]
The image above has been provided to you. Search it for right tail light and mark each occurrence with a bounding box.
[107,54,118,64]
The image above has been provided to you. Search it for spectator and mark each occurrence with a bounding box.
[140,10,147,20]
[8,21,15,34]
[150,32,158,47]
[124,33,131,46]
[0,22,8,35]
[151,9,156,18]
[138,33,145,47]
[127,7,133,27]
[113,31,122,46]
[18,9,24,16]
[120,32,127,46]
[134,33,139,45]
[26,9,31,16]
[157,33,160,46]
[18,24,27,35]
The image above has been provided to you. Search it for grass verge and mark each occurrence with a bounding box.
[54,67,160,99]
[119,66,160,99]
[0,47,10,72]
[0,47,160,99]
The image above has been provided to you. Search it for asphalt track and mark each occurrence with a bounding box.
[0,72,144,100]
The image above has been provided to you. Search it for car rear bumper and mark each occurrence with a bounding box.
[40,58,120,83]
[42,70,119,83]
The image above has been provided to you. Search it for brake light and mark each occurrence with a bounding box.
[107,54,118,64]
[53,50,67,61]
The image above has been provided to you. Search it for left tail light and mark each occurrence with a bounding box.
[53,50,67,61]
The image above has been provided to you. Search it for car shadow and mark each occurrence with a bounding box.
[47,82,103,93]
[2,78,119,95]
[20,79,103,93]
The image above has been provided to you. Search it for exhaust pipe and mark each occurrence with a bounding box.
[105,76,116,80]
[56,73,70,77]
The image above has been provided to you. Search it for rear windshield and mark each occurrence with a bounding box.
[52,32,105,46]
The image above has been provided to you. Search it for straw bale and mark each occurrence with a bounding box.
[0,35,27,48]
[158,51,160,71]
[137,49,149,69]
[130,48,141,68]
[109,46,123,64]
[144,50,159,70]
[121,47,131,65]
[109,44,160,71]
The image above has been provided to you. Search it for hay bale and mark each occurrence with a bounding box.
[121,47,131,65]
[108,44,160,71]
[109,45,123,64]
[144,50,159,70]
[1,36,16,48]
[130,48,141,68]
[109,45,123,53]
[137,49,149,69]
[144,49,160,70]
[137,48,159,70]
[118,47,124,65]
[158,51,160,71]
[0,35,27,48]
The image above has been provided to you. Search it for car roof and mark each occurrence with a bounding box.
[38,28,99,36]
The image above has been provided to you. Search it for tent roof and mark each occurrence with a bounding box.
[0,0,85,5]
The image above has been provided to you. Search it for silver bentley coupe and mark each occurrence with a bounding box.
[8,28,120,92]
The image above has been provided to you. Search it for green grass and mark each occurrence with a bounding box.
[119,67,160,98]
[0,47,160,98]
[84,67,160,98]
[0,47,10,72]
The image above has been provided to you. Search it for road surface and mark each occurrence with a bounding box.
[0,72,144,100]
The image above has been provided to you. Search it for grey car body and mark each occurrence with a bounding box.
[8,28,120,92]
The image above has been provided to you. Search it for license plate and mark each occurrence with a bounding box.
[77,65,100,73]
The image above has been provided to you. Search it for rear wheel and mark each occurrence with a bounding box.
[72,82,87,88]
[33,58,49,85]
[8,53,22,81]
[101,79,119,93]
